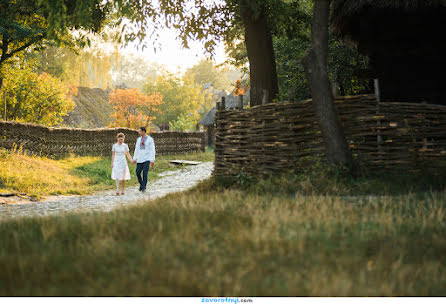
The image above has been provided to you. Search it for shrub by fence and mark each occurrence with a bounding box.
[0,121,205,158]
[214,95,446,177]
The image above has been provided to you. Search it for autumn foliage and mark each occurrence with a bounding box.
[109,88,163,129]
[233,79,249,97]
[0,65,76,126]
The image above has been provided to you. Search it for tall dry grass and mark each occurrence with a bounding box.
[0,176,444,296]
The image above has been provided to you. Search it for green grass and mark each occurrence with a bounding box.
[232,165,446,196]
[0,170,445,296]
[0,147,214,198]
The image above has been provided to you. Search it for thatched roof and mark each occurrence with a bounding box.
[199,89,250,126]
[199,108,216,126]
[332,0,446,39]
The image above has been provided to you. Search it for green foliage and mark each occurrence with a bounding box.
[184,59,232,91]
[274,35,312,101]
[0,0,109,73]
[327,38,370,96]
[0,0,47,62]
[274,28,370,101]
[222,0,371,101]
[0,62,75,126]
[222,162,446,197]
[143,71,213,131]
[169,113,196,131]
[236,168,255,188]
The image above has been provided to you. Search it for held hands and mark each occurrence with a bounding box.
[128,160,152,166]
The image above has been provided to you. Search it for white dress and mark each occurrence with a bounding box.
[111,143,131,180]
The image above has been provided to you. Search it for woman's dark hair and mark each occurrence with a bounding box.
[139,127,146,133]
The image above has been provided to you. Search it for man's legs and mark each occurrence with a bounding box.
[141,161,150,191]
[136,162,143,191]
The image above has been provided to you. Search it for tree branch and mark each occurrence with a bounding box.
[0,34,45,65]
[0,38,8,63]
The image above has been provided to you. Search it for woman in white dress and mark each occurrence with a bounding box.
[111,133,133,195]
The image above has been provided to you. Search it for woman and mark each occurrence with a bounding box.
[111,133,133,195]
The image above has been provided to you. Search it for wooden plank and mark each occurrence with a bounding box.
[168,160,202,165]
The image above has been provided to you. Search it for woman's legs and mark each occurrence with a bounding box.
[121,180,126,194]
[115,179,120,194]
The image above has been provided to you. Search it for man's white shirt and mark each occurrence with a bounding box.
[133,135,156,163]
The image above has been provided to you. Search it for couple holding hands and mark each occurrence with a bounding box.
[111,127,155,195]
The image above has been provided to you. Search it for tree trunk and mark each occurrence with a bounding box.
[302,0,352,167]
[241,4,278,106]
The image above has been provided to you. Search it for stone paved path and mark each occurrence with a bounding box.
[0,162,213,221]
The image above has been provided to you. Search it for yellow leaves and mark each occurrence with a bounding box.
[0,66,75,126]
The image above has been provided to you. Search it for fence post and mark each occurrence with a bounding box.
[374,79,383,162]
[331,81,339,98]
[374,79,381,103]
[262,89,269,105]
[238,94,243,110]
[287,87,295,102]
[221,96,226,110]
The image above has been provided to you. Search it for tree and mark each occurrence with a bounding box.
[238,1,279,105]
[166,0,315,105]
[184,59,231,91]
[26,45,117,89]
[273,20,370,101]
[0,0,109,90]
[0,62,75,126]
[142,71,184,126]
[159,0,283,106]
[327,38,370,96]
[37,0,302,106]
[143,71,213,131]
[302,0,352,167]
[111,55,160,90]
[109,88,163,129]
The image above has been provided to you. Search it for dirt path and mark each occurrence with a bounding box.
[0,162,213,221]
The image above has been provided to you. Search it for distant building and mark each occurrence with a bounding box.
[199,89,250,146]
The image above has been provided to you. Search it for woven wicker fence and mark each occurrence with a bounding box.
[214,94,446,177]
[0,121,205,158]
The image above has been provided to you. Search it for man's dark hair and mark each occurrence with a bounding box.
[139,127,146,133]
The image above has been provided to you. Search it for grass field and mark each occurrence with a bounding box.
[0,147,214,198]
[0,163,445,296]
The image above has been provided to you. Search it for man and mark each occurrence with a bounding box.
[132,127,155,192]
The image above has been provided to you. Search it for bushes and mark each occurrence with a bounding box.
[0,63,75,126]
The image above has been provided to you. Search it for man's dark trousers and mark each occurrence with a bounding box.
[136,161,151,191]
